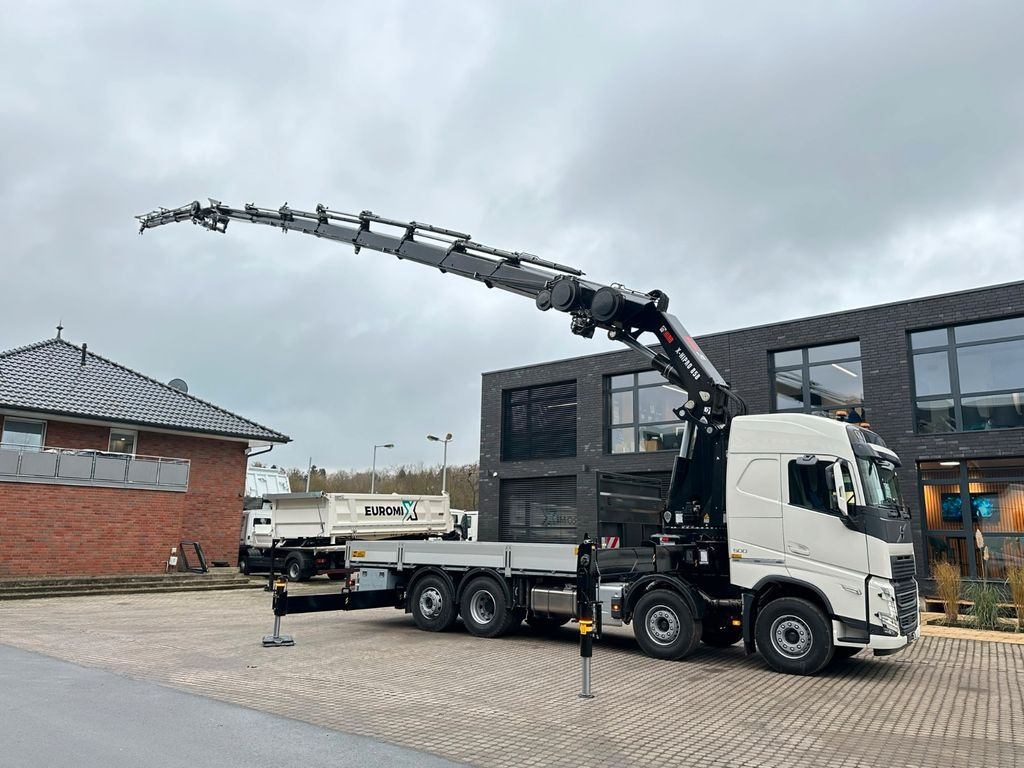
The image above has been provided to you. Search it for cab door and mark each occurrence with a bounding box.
[781,455,868,624]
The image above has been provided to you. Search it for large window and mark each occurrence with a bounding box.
[911,317,1024,433]
[770,341,863,416]
[920,458,1024,579]
[606,371,687,454]
[1,417,46,450]
[501,381,577,461]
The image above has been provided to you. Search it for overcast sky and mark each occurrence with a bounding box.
[2,2,1022,472]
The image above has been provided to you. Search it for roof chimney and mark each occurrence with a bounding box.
[81,343,87,366]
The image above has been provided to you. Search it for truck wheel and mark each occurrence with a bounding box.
[701,625,743,648]
[285,555,310,582]
[410,575,458,632]
[238,555,251,576]
[632,589,702,660]
[755,597,834,675]
[460,576,511,638]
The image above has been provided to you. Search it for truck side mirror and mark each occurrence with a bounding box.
[829,460,849,517]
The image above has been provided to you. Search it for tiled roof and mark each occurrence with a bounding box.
[0,338,289,443]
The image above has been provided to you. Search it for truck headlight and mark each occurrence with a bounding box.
[876,584,899,635]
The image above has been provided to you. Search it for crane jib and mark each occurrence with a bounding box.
[135,199,744,429]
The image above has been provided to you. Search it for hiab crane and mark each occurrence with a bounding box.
[138,199,919,675]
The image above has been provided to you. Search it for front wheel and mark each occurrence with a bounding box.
[755,597,834,675]
[238,555,251,576]
[632,589,702,660]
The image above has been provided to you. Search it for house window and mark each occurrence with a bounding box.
[501,381,577,461]
[108,429,137,454]
[606,371,688,454]
[910,316,1024,433]
[1,417,46,450]
[920,458,1024,579]
[770,341,863,417]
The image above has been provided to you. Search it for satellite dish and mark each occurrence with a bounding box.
[168,378,189,394]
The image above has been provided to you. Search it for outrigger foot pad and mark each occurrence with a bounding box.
[262,634,295,647]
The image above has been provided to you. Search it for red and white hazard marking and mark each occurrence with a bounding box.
[600,536,620,549]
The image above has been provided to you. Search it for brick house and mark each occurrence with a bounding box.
[0,336,289,577]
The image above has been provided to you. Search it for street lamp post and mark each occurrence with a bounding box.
[371,443,394,493]
[427,433,453,495]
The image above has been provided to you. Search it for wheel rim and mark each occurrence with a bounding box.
[288,563,300,580]
[771,615,813,659]
[646,606,680,646]
[469,589,496,625]
[419,587,443,619]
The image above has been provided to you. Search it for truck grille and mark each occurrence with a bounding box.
[891,554,916,581]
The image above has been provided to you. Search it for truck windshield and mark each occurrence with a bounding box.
[856,457,904,509]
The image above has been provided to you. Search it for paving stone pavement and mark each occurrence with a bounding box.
[1,588,1022,768]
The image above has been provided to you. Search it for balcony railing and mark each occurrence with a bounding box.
[0,443,190,492]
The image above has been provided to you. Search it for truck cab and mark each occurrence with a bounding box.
[726,414,918,671]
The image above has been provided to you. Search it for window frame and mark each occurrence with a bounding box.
[107,428,138,455]
[918,457,1024,580]
[769,341,863,416]
[909,317,1024,434]
[0,416,47,450]
[604,372,688,455]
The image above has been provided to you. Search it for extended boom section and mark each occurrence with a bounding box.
[137,199,741,431]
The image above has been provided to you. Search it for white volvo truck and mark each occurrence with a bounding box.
[138,199,919,675]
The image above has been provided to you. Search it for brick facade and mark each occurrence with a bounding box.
[479,280,1024,580]
[0,419,248,577]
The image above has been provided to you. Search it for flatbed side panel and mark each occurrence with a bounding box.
[347,540,578,576]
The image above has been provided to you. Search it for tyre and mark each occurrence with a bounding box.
[284,555,310,582]
[632,589,702,660]
[410,574,458,632]
[701,624,743,648]
[238,555,251,576]
[755,597,834,675]
[460,576,511,638]
[526,613,570,632]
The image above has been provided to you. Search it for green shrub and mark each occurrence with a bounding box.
[932,559,961,625]
[967,581,1002,631]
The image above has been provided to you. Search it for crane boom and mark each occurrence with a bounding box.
[137,199,743,431]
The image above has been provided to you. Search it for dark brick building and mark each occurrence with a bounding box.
[479,280,1024,581]
[0,337,289,577]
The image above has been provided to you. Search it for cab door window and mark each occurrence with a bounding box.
[787,458,856,513]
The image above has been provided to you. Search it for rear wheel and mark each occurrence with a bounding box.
[460,576,512,638]
[410,574,458,632]
[284,554,311,582]
[632,589,702,660]
[755,597,834,675]
[238,554,251,576]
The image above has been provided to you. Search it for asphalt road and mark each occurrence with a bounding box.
[0,644,461,768]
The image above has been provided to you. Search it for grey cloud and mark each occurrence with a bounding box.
[2,2,1022,471]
